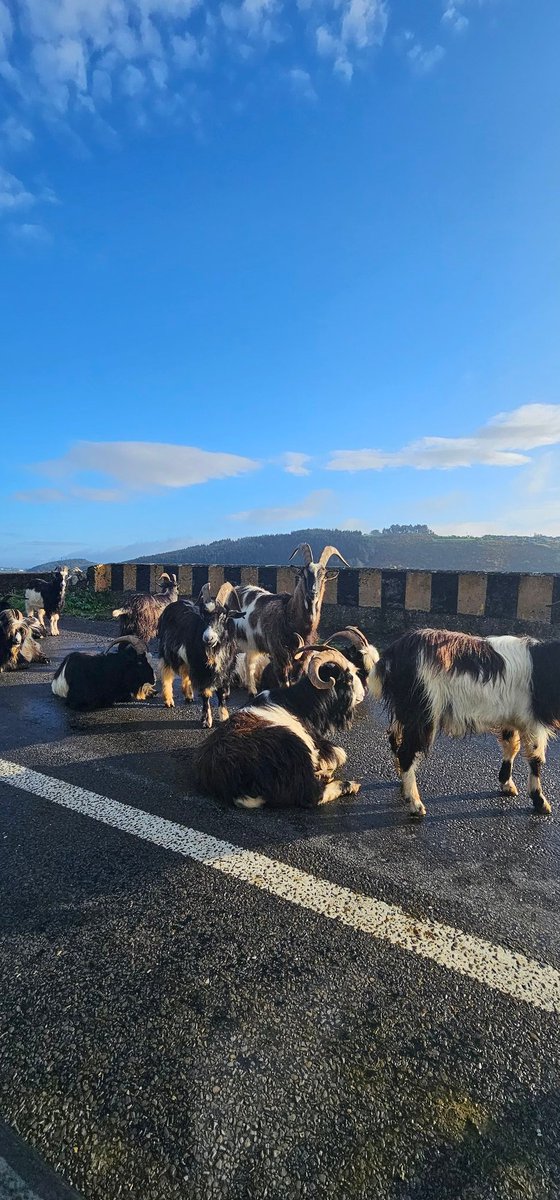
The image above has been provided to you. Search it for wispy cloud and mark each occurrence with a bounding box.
[279,451,312,476]
[8,221,52,243]
[399,31,446,75]
[1,116,34,150]
[229,488,332,525]
[26,440,261,498]
[0,167,35,211]
[327,405,560,473]
[442,4,469,34]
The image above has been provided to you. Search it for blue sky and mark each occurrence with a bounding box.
[1,0,559,566]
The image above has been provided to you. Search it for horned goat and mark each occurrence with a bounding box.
[157,581,241,727]
[112,572,178,642]
[369,627,560,818]
[233,543,350,693]
[195,647,364,809]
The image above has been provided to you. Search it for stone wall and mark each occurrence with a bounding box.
[83,562,560,643]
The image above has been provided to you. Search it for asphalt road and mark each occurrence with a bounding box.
[1,620,560,1200]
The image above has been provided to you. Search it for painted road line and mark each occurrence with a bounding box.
[1,756,560,1014]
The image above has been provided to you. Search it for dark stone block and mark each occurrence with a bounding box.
[485,573,520,620]
[431,572,458,616]
[259,567,277,592]
[381,571,406,612]
[110,563,124,593]
[136,564,151,593]
[551,577,560,626]
[337,570,359,607]
[225,565,242,586]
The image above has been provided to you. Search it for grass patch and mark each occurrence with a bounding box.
[6,588,121,622]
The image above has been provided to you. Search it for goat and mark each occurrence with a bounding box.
[368,627,560,819]
[0,607,28,672]
[157,582,241,727]
[257,626,379,693]
[25,566,70,635]
[112,573,178,642]
[195,647,363,809]
[52,635,156,711]
[232,543,350,693]
[18,615,51,666]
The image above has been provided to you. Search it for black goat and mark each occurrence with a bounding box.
[195,647,364,808]
[112,572,178,642]
[157,582,240,727]
[233,543,350,692]
[25,566,70,635]
[51,636,156,711]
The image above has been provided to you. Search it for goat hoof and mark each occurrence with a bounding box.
[408,801,426,820]
[501,780,518,797]
[532,792,552,814]
[218,707,229,722]
[343,780,360,796]
[164,700,175,709]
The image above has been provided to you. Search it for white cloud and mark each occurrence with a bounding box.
[1,116,34,149]
[327,405,560,473]
[288,67,316,102]
[405,39,445,74]
[279,451,312,476]
[9,221,52,242]
[32,439,261,495]
[0,168,35,211]
[442,4,469,33]
[229,488,332,525]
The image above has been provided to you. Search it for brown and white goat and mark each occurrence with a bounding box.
[369,627,559,819]
[195,647,363,809]
[112,572,178,642]
[232,543,349,693]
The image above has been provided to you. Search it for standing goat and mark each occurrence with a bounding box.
[25,566,70,635]
[157,582,241,727]
[112,573,178,642]
[233,543,349,693]
[369,627,560,819]
[195,647,363,809]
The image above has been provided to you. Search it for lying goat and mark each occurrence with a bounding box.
[52,636,156,711]
[25,566,71,635]
[157,582,240,727]
[18,615,50,666]
[195,646,363,809]
[233,543,349,693]
[112,572,178,642]
[369,627,559,818]
[0,607,28,672]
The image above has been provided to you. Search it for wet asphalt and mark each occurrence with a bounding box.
[0,620,559,1200]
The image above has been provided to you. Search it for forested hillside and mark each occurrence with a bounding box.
[129,526,560,574]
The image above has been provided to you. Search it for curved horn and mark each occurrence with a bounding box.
[159,572,172,583]
[304,647,350,690]
[198,582,212,606]
[325,626,369,650]
[318,545,351,569]
[106,635,147,655]
[289,542,313,567]
[215,581,241,608]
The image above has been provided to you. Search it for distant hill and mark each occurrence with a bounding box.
[29,557,93,573]
[128,527,560,574]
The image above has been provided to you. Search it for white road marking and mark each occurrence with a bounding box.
[1,756,559,1014]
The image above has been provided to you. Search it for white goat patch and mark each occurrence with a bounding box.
[51,665,69,698]
[419,635,535,738]
[243,703,320,769]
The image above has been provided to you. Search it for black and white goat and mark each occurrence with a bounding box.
[369,627,560,818]
[25,566,72,635]
[233,543,350,693]
[157,582,240,727]
[52,636,156,711]
[195,647,363,809]
[254,626,379,693]
[112,573,178,642]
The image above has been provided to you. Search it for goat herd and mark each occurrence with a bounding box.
[1,547,559,819]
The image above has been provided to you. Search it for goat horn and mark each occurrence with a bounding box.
[198,583,212,605]
[325,626,369,650]
[106,635,147,655]
[289,542,313,567]
[304,647,350,690]
[318,545,351,568]
[159,572,172,582]
[215,581,240,608]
